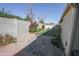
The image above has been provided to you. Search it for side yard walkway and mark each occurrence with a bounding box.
[0,20,64,56]
[0,33,36,56]
[15,35,64,56]
[0,20,37,56]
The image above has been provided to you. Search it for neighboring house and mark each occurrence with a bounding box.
[44,23,54,29]
[38,23,54,30]
[38,23,43,29]
[60,3,79,55]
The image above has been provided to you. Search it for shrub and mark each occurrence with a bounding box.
[50,25,61,48]
[0,11,23,20]
[0,34,17,46]
[29,20,38,33]
[24,15,30,21]
[42,25,45,30]
[29,24,38,33]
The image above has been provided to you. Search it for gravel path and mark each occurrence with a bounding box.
[15,35,64,56]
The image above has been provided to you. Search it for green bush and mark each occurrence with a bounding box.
[0,11,23,20]
[29,24,38,33]
[24,15,30,21]
[50,25,61,48]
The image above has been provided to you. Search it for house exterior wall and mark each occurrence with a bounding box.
[44,25,54,29]
[61,7,77,55]
[0,17,18,37]
[38,23,43,29]
[38,23,54,30]
[72,8,79,50]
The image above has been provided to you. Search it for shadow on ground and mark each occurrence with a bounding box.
[15,25,65,56]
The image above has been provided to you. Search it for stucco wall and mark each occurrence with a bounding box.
[0,17,18,37]
[17,20,30,39]
[61,7,77,55]
[72,9,79,50]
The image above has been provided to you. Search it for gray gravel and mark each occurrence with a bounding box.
[15,35,64,56]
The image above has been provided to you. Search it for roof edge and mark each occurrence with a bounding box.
[59,3,78,23]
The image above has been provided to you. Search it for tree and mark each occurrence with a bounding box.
[38,16,46,24]
[2,8,5,13]
[39,19,44,24]
[24,15,30,21]
[27,6,35,21]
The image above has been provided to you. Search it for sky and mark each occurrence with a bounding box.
[0,3,66,24]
